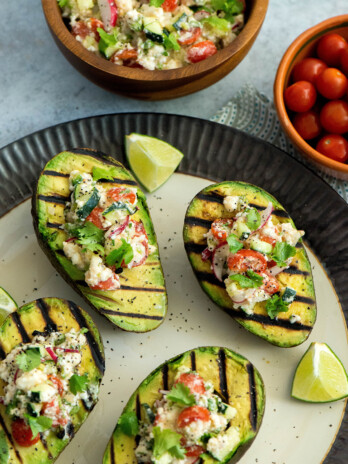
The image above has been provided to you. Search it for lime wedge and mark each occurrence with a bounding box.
[291,342,348,403]
[0,287,18,324]
[125,133,184,193]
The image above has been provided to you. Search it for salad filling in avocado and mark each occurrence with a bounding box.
[0,328,97,446]
[63,169,154,291]
[203,195,304,319]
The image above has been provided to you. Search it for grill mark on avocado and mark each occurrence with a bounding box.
[36,299,58,333]
[247,363,258,431]
[110,439,115,464]
[294,295,315,305]
[99,308,163,321]
[68,301,105,374]
[47,221,63,229]
[38,194,69,204]
[68,147,115,160]
[99,178,138,186]
[0,413,23,463]
[283,266,309,276]
[43,170,69,178]
[120,285,166,293]
[0,342,6,360]
[162,363,169,391]
[10,312,30,343]
[196,271,226,289]
[184,216,211,229]
[190,351,196,371]
[196,192,224,204]
[217,349,229,403]
[39,434,53,460]
[135,395,142,446]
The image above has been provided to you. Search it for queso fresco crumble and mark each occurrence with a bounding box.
[57,0,245,69]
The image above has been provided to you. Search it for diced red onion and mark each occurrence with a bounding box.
[55,348,79,353]
[201,247,212,262]
[109,215,129,238]
[268,265,287,276]
[97,0,118,28]
[65,236,76,243]
[46,347,58,362]
[232,20,242,31]
[13,369,19,383]
[212,243,229,282]
[193,10,210,20]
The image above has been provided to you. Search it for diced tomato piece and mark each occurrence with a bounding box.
[12,419,40,447]
[88,18,104,41]
[178,28,202,46]
[187,40,217,63]
[258,234,277,246]
[162,0,178,12]
[107,187,137,205]
[86,207,105,229]
[227,249,267,273]
[42,400,68,427]
[71,18,104,41]
[48,375,64,397]
[175,372,205,394]
[177,405,210,428]
[211,218,234,242]
[185,444,205,458]
[260,272,280,295]
[114,49,138,61]
[90,275,119,290]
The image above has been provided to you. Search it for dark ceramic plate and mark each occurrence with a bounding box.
[0,113,347,463]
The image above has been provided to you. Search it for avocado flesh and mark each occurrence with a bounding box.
[103,346,265,464]
[32,149,167,333]
[183,181,317,348]
[0,297,105,464]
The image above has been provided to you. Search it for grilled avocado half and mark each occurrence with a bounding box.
[183,181,316,348]
[0,297,105,464]
[103,346,265,464]
[32,148,167,332]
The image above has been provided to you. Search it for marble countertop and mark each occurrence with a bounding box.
[1,1,347,149]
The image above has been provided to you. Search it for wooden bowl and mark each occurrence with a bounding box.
[274,15,348,180]
[42,0,268,100]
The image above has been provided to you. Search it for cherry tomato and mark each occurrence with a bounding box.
[320,100,348,134]
[284,81,317,113]
[187,40,217,63]
[161,0,178,12]
[227,249,267,273]
[42,400,68,427]
[126,220,149,267]
[258,234,277,246]
[88,18,104,41]
[185,444,205,458]
[12,419,40,447]
[340,47,348,76]
[177,406,210,428]
[316,134,348,162]
[48,374,64,396]
[178,28,202,46]
[86,207,105,229]
[107,187,136,205]
[316,33,348,67]
[260,272,280,295]
[111,48,138,63]
[211,218,234,242]
[71,18,104,41]
[315,68,348,99]
[292,110,321,140]
[90,275,119,290]
[292,57,327,84]
[175,372,205,395]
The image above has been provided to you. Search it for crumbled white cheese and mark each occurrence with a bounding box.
[85,255,120,289]
[63,241,91,270]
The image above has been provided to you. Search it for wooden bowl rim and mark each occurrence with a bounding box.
[42,0,268,82]
[274,14,348,174]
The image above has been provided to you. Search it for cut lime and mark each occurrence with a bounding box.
[291,342,348,403]
[0,287,18,324]
[125,133,184,193]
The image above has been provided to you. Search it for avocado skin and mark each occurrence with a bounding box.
[183,181,317,348]
[0,297,105,464]
[103,346,265,464]
[31,148,167,333]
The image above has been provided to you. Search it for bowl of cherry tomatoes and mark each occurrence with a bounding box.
[274,15,348,180]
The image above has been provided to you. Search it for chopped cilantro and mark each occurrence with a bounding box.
[71,174,83,186]
[266,294,289,319]
[163,32,181,51]
[103,201,136,216]
[80,327,89,334]
[166,383,195,406]
[246,208,261,231]
[211,0,244,17]
[105,238,133,267]
[226,234,243,254]
[92,166,119,182]
[149,0,165,6]
[24,415,52,437]
[229,270,263,288]
[98,28,118,57]
[16,348,41,372]
[118,411,139,436]
[69,374,88,395]
[68,221,104,255]
[200,16,231,31]
[153,427,186,459]
[0,430,9,464]
[271,242,296,267]
[58,0,69,7]
[54,334,66,346]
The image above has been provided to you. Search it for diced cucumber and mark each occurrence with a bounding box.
[235,221,251,240]
[142,403,155,423]
[173,13,187,30]
[27,403,40,417]
[282,287,297,304]
[103,201,136,217]
[208,426,240,462]
[76,188,100,220]
[144,17,164,43]
[249,237,273,254]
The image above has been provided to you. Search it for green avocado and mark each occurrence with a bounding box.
[0,297,104,464]
[183,181,317,348]
[32,148,167,333]
[103,346,265,464]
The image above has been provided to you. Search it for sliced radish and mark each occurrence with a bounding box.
[109,215,129,238]
[97,0,118,29]
[268,264,287,276]
[46,347,58,363]
[212,243,229,282]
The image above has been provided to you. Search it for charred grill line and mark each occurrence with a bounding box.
[218,349,229,403]
[184,216,212,229]
[11,312,30,343]
[68,147,112,159]
[100,308,163,321]
[68,301,105,374]
[38,194,69,204]
[110,438,116,464]
[39,434,53,460]
[0,414,23,463]
[283,266,309,276]
[232,309,312,330]
[120,285,166,293]
[36,299,58,333]
[196,271,226,289]
[196,192,224,204]
[162,363,169,391]
[43,170,69,178]
[184,242,206,254]
[46,222,63,229]
[135,395,142,446]
[99,178,138,186]
[294,295,316,305]
[81,399,94,412]
[247,363,258,431]
[190,351,196,371]
[0,343,6,360]
[67,422,75,438]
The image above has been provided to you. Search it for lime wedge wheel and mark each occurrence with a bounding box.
[125,133,184,193]
[0,287,18,324]
[291,342,348,403]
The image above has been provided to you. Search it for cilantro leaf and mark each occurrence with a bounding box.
[265,294,289,319]
[246,208,261,231]
[69,221,104,255]
[163,32,181,51]
[92,166,119,182]
[0,430,9,464]
[118,411,139,436]
[98,28,119,57]
[166,383,195,406]
[201,16,231,31]
[69,374,88,395]
[149,0,165,6]
[24,415,52,437]
[153,427,186,459]
[211,0,244,15]
[105,238,133,267]
[16,348,41,372]
[230,270,263,288]
[271,242,296,267]
[226,234,243,254]
[58,0,69,7]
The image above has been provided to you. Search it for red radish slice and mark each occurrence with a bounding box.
[46,347,58,362]
[212,243,229,282]
[97,0,117,29]
[109,215,129,238]
[268,264,287,276]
